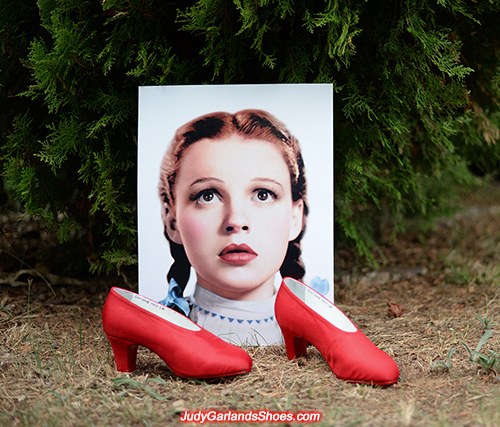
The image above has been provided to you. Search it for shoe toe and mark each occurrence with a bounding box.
[340,349,399,385]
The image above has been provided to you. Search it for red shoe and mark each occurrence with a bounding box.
[102,287,252,378]
[275,278,399,385]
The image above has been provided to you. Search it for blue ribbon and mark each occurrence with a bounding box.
[158,278,190,316]
[309,276,330,297]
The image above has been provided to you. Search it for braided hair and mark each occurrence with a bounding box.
[159,109,308,298]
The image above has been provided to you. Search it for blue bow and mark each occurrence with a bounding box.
[309,276,330,297]
[158,278,190,316]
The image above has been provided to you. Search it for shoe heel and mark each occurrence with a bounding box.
[107,335,138,372]
[282,328,307,360]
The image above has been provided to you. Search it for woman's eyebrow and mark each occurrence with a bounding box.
[189,177,224,187]
[251,177,284,190]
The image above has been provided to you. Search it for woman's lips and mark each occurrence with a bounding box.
[219,243,257,265]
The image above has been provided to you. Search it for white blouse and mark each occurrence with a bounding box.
[187,285,284,347]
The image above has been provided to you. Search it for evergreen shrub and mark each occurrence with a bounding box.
[1,0,500,273]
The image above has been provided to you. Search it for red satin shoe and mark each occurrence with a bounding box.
[275,278,399,385]
[102,287,252,378]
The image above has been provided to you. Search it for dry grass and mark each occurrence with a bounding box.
[1,182,500,426]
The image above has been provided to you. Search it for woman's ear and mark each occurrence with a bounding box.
[164,203,183,244]
[288,199,304,241]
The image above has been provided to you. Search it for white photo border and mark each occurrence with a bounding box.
[138,84,334,302]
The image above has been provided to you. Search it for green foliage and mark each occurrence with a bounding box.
[432,315,500,375]
[1,0,500,273]
[461,316,500,375]
[430,348,456,370]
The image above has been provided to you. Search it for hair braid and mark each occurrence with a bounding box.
[166,240,191,291]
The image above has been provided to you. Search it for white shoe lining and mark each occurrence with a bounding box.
[283,278,357,333]
[115,288,201,331]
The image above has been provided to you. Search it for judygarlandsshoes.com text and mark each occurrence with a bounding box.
[179,409,321,424]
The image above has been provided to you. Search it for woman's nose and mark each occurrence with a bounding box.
[223,201,250,233]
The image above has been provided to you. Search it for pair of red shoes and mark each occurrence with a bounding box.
[102,279,399,384]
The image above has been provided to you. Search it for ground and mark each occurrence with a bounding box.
[0,182,499,426]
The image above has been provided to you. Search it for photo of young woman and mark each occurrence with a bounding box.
[138,85,333,346]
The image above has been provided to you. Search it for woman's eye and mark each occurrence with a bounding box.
[253,189,277,202]
[192,189,221,204]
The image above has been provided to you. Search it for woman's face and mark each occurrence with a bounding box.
[166,136,303,301]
